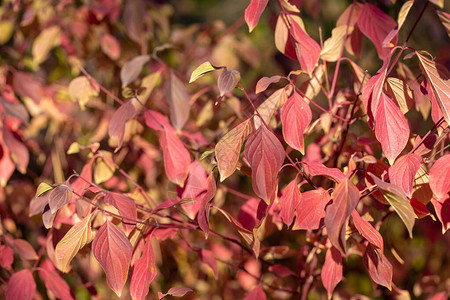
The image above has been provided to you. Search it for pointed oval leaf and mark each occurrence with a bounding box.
[281,91,312,154]
[274,14,303,60]
[38,260,74,300]
[55,213,93,272]
[320,25,348,62]
[12,239,38,260]
[321,246,343,299]
[3,127,29,174]
[357,3,398,59]
[218,68,241,96]
[244,0,269,32]
[385,77,414,114]
[104,192,137,235]
[351,210,384,253]
[398,0,414,29]
[375,93,410,165]
[388,153,421,198]
[325,178,360,254]
[32,26,61,65]
[101,33,121,61]
[255,88,288,128]
[255,75,282,94]
[302,160,345,183]
[120,55,150,88]
[215,118,254,181]
[290,19,321,75]
[244,284,266,300]
[49,185,73,214]
[68,76,100,110]
[437,10,450,37]
[199,248,218,279]
[158,287,193,299]
[363,244,393,290]
[92,219,133,297]
[431,197,450,233]
[244,125,285,203]
[189,61,219,83]
[5,269,36,300]
[293,188,330,230]
[144,109,172,131]
[164,71,190,130]
[279,178,301,226]
[109,100,135,151]
[429,154,450,200]
[130,237,157,300]
[0,245,13,270]
[160,129,191,187]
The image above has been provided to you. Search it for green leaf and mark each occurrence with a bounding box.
[34,182,53,199]
[189,61,219,83]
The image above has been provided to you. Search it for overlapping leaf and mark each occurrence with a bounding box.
[158,287,193,299]
[293,188,330,230]
[164,71,190,129]
[244,284,266,300]
[189,61,219,83]
[290,18,321,75]
[429,154,450,200]
[389,153,421,198]
[160,129,191,187]
[351,211,384,253]
[279,178,301,226]
[49,185,73,214]
[5,269,36,300]
[104,192,137,234]
[363,244,393,290]
[218,68,241,96]
[120,55,150,88]
[130,237,157,300]
[109,100,135,151]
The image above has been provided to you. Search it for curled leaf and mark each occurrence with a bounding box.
[189,61,219,83]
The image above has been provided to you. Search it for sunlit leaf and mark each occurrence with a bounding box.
[320,25,348,62]
[302,160,345,183]
[385,77,414,114]
[94,152,115,184]
[160,129,191,187]
[429,154,450,200]
[244,0,269,32]
[293,188,330,230]
[130,237,157,300]
[158,287,193,299]
[109,100,136,152]
[351,211,384,253]
[397,0,414,29]
[189,61,219,83]
[38,260,74,300]
[255,88,288,128]
[290,18,321,75]
[104,192,137,235]
[321,246,343,299]
[244,284,266,300]
[279,178,301,226]
[255,75,282,94]
[68,76,100,110]
[388,153,421,198]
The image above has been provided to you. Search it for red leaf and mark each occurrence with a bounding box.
[410,198,430,219]
[290,19,321,75]
[388,153,421,198]
[281,91,312,154]
[38,260,74,300]
[302,160,345,183]
[160,129,191,187]
[199,248,218,279]
[3,127,28,174]
[215,118,254,181]
[375,93,410,165]
[5,269,36,300]
[255,75,282,94]
[12,239,38,260]
[197,173,217,238]
[0,131,15,187]
[357,3,398,59]
[279,178,301,226]
[101,33,120,60]
[0,245,14,270]
[268,264,296,278]
[158,287,193,299]
[104,192,137,235]
[431,197,450,233]
[144,110,172,131]
[244,125,285,203]
[218,68,241,96]
[321,246,343,299]
[92,219,133,297]
[164,71,190,130]
[363,244,393,290]
[181,161,208,219]
[244,284,266,300]
[244,0,269,32]
[351,210,384,253]
[293,188,330,230]
[325,178,360,254]
[274,14,300,61]
[109,100,135,151]
[429,154,450,200]
[49,185,73,214]
[130,237,157,300]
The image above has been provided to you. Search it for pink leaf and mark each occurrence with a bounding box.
[160,129,191,187]
[302,160,345,183]
[38,260,74,300]
[268,264,296,278]
[49,185,73,214]
[101,33,120,60]
[199,248,218,279]
[144,110,172,131]
[215,118,254,181]
[130,237,157,300]
[429,154,450,200]
[293,188,330,230]
[0,245,14,270]
[92,219,133,297]
[431,197,450,233]
[104,192,137,235]
[290,19,321,75]
[255,75,282,94]
[410,198,431,219]
[325,178,360,254]
[244,284,266,300]
[244,0,269,32]
[5,269,36,300]
[357,3,398,59]
[351,210,384,253]
[281,91,312,154]
[12,239,38,260]
[363,244,393,290]
[197,173,217,238]
[164,71,190,130]
[158,287,193,299]
[109,100,135,151]
[321,246,343,299]
[375,93,410,165]
[388,153,421,198]
[120,55,150,88]
[244,125,285,203]
[279,178,301,226]
[218,68,241,96]
[0,131,15,187]
[3,127,28,174]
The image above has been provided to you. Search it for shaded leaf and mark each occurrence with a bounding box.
[0,245,13,270]
[244,125,285,203]
[429,154,450,201]
[104,192,137,235]
[0,96,29,125]
[293,188,330,230]
[290,18,321,75]
[321,246,343,299]
[55,213,93,272]
[362,59,389,127]
[437,10,450,37]
[351,210,384,253]
[325,178,360,254]
[120,55,150,88]
[158,287,193,299]
[279,178,301,226]
[216,118,254,181]
[281,91,312,154]
[5,269,36,300]
[160,129,191,187]
[255,75,282,94]
[109,100,135,151]
[38,260,74,300]
[144,109,172,131]
[255,88,288,128]
[244,0,269,32]
[244,284,266,300]
[302,160,345,183]
[12,239,38,260]
[268,264,295,278]
[30,183,53,216]
[410,198,431,219]
[49,185,73,214]
[68,76,100,110]
[189,61,219,83]
[197,173,217,238]
[3,128,28,174]
[389,153,421,198]
[274,14,303,61]
[92,219,133,297]
[130,237,157,300]
[199,248,218,279]
[431,197,450,233]
[218,68,241,96]
[363,244,393,290]
[164,71,190,130]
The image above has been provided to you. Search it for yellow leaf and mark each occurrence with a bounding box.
[0,20,14,45]
[94,152,115,184]
[68,76,100,110]
[32,26,61,65]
